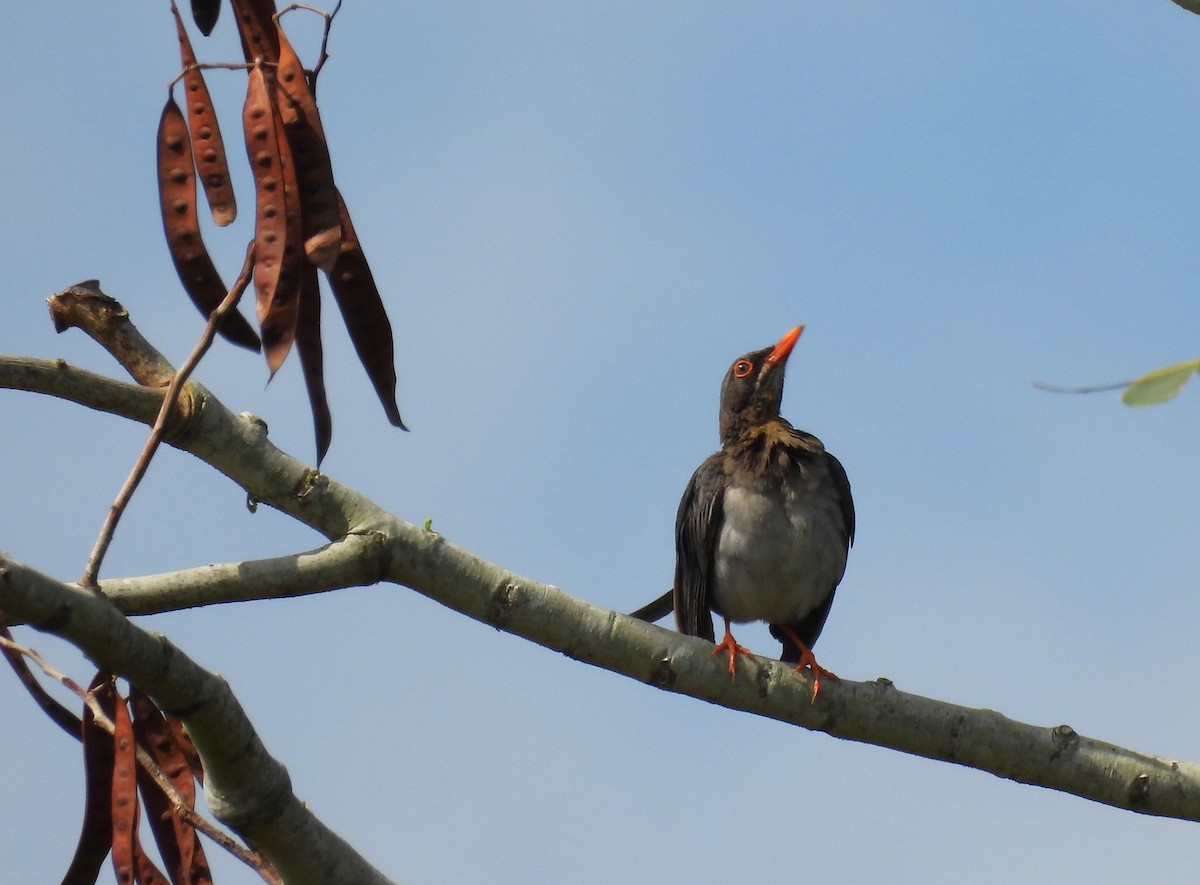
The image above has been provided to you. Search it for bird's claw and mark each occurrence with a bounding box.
[793,647,838,701]
[712,629,755,680]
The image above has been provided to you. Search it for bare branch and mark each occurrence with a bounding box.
[276,0,343,85]
[378,532,1200,822]
[0,355,173,424]
[47,281,175,387]
[5,294,1200,829]
[98,535,388,616]
[0,556,394,885]
[0,621,82,737]
[167,61,262,93]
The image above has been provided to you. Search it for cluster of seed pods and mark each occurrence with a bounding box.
[52,672,211,885]
[156,0,405,462]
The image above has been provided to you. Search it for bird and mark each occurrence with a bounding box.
[634,325,854,699]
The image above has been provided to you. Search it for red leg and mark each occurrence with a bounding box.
[777,624,838,701]
[711,619,754,680]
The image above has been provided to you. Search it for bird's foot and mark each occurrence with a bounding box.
[712,625,755,680]
[775,623,838,701]
[792,646,838,702]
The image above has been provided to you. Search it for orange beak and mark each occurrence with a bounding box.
[764,325,804,366]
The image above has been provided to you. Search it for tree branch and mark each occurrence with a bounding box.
[4,291,1200,846]
[6,357,1200,824]
[98,535,388,615]
[47,280,176,387]
[76,243,256,587]
[0,355,171,426]
[0,555,393,885]
[377,529,1200,822]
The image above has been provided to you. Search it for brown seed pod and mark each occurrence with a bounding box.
[326,191,406,429]
[130,688,211,884]
[273,22,342,270]
[259,89,305,376]
[242,66,289,347]
[171,1,236,227]
[157,94,260,351]
[115,696,169,885]
[109,688,139,885]
[61,674,118,885]
[164,716,204,785]
[229,0,279,63]
[295,260,333,463]
[189,0,220,36]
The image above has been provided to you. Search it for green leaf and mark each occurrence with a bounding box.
[1120,358,1200,407]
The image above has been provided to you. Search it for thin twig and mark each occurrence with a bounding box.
[0,621,83,737]
[277,0,343,86]
[79,242,256,587]
[167,60,266,92]
[277,1,338,18]
[1032,379,1131,394]
[315,0,343,82]
[0,632,281,885]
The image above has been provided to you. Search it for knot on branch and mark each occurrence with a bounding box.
[47,282,176,387]
[1126,773,1152,808]
[1050,723,1079,762]
[486,582,521,626]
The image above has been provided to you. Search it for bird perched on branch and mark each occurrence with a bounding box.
[633,325,854,699]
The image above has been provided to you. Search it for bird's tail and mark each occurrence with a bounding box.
[628,589,674,622]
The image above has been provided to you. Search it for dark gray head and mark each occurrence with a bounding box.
[718,325,802,445]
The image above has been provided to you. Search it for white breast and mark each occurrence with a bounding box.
[712,481,847,625]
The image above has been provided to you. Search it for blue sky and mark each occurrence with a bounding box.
[4,2,1200,882]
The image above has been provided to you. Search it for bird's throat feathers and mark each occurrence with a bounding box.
[724,419,825,480]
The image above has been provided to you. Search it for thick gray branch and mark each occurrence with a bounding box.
[0,355,170,425]
[98,535,388,615]
[383,529,1200,822]
[0,554,393,885]
[4,304,1200,832]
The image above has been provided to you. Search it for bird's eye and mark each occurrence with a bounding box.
[733,359,754,379]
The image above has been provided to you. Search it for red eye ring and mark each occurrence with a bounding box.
[733,359,754,379]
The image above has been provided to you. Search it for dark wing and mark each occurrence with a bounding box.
[825,451,855,548]
[673,453,725,644]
